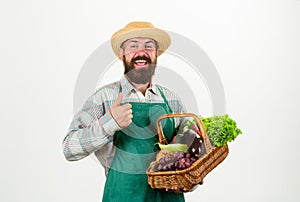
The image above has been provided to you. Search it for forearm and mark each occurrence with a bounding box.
[63,108,120,161]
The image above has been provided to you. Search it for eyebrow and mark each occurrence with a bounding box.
[127,40,155,44]
[121,39,157,49]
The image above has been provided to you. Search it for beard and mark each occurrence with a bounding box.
[123,55,157,84]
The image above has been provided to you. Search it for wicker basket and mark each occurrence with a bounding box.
[146,113,229,192]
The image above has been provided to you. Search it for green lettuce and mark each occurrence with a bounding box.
[187,114,242,147]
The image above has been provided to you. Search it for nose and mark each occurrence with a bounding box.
[135,48,148,56]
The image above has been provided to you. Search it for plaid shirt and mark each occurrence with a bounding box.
[63,75,186,174]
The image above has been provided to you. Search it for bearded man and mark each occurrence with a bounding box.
[63,22,186,202]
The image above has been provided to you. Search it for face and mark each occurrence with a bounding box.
[120,37,158,84]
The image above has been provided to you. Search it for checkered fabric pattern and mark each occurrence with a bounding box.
[63,75,186,174]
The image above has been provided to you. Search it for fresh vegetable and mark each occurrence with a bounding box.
[156,142,188,153]
[187,114,242,147]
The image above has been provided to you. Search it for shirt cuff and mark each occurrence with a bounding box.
[99,111,121,136]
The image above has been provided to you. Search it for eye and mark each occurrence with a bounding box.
[145,45,154,49]
[130,45,138,49]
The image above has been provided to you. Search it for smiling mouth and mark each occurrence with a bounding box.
[134,59,148,67]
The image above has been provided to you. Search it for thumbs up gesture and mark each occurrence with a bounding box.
[109,93,133,128]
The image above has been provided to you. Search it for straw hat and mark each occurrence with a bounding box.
[111,21,171,57]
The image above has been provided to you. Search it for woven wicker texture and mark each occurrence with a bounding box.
[146,113,229,192]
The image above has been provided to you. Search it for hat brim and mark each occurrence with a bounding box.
[111,28,171,58]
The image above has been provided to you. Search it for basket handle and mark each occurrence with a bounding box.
[156,113,213,153]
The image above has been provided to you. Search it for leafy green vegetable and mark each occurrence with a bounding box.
[187,114,242,147]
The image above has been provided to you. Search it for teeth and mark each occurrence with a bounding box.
[135,60,146,63]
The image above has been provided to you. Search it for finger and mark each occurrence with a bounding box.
[125,112,133,121]
[112,92,122,107]
[172,187,179,191]
[128,113,133,123]
[123,119,132,127]
[126,112,133,120]
[124,103,132,109]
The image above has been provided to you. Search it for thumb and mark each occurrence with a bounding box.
[112,92,122,107]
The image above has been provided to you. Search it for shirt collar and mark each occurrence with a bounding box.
[148,83,158,95]
[120,75,158,96]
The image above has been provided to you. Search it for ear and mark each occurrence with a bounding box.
[119,48,124,60]
[156,49,160,57]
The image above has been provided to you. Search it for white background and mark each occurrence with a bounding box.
[1,0,300,202]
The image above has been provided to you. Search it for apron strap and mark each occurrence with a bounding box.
[156,85,173,113]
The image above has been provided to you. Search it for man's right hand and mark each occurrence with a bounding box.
[109,92,133,128]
